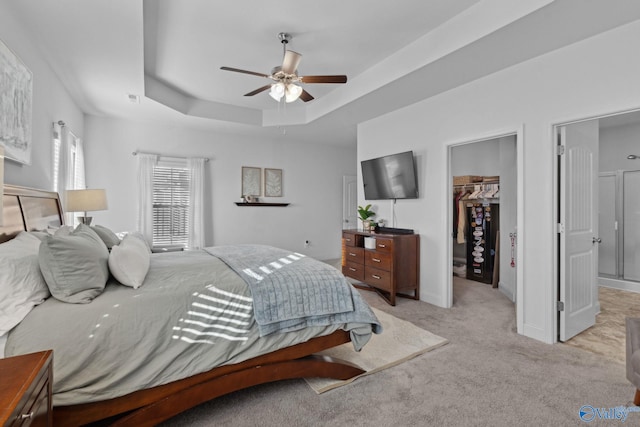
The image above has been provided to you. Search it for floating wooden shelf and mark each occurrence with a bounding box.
[234,202,290,207]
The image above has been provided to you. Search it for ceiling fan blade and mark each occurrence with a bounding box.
[299,89,314,102]
[282,50,302,74]
[244,85,272,96]
[300,75,348,84]
[221,66,270,78]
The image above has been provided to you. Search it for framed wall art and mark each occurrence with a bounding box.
[264,168,283,197]
[241,166,261,197]
[0,38,33,165]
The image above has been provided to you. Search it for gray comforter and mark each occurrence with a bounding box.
[6,247,380,406]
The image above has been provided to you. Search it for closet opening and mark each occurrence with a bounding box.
[449,134,518,313]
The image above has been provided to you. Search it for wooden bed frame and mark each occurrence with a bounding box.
[1,184,365,426]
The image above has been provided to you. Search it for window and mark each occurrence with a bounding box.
[53,130,84,191]
[152,160,191,249]
[53,126,85,224]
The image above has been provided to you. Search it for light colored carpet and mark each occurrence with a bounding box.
[564,286,640,364]
[305,307,448,393]
[162,276,636,426]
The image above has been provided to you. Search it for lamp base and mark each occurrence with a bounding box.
[78,216,93,226]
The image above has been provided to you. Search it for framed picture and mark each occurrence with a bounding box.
[264,168,283,197]
[241,166,261,197]
[0,38,33,165]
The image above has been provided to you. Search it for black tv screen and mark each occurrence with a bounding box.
[361,151,418,200]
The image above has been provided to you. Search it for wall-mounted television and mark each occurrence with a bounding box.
[361,151,418,200]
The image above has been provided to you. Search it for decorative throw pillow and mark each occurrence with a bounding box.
[91,224,121,250]
[46,225,73,237]
[108,234,151,289]
[39,224,110,303]
[121,231,152,253]
[0,232,50,336]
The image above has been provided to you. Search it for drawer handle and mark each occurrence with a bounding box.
[349,267,356,271]
[21,412,34,420]
[345,238,351,242]
[372,258,381,263]
[378,244,386,248]
[349,253,356,257]
[372,274,381,280]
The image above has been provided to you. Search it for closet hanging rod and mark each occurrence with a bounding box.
[453,180,499,188]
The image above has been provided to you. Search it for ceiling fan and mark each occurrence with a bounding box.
[220,33,347,103]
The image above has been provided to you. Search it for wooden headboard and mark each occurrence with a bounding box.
[0,184,64,244]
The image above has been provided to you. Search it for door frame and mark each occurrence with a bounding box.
[342,175,357,229]
[552,106,640,343]
[446,126,525,334]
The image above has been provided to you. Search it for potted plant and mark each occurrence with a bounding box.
[357,204,376,232]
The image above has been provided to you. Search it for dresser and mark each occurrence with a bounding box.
[0,350,53,427]
[341,229,419,305]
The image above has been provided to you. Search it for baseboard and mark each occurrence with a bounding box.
[598,277,640,294]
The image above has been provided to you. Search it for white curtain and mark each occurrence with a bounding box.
[136,154,157,246]
[54,124,75,225]
[75,137,86,190]
[187,157,206,249]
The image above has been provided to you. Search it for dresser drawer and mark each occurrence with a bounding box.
[373,238,393,253]
[342,232,357,247]
[365,251,392,271]
[364,266,392,291]
[342,246,364,264]
[343,261,365,282]
[11,359,50,427]
[0,351,52,427]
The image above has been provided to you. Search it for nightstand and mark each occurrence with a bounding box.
[0,350,53,427]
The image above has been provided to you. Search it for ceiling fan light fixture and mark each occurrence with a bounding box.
[221,32,346,103]
[269,82,285,101]
[285,83,302,103]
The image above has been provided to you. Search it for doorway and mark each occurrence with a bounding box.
[555,108,640,344]
[342,175,357,230]
[448,132,520,322]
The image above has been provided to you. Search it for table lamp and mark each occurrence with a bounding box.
[65,189,108,225]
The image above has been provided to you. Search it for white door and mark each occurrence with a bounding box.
[342,175,357,229]
[558,120,600,341]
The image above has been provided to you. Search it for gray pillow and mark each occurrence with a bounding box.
[91,224,121,250]
[39,224,110,303]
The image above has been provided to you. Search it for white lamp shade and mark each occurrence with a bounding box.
[66,189,108,212]
[269,83,285,101]
[285,84,302,103]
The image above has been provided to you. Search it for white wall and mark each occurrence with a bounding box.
[358,20,640,343]
[600,121,640,172]
[0,1,84,189]
[451,139,500,176]
[84,116,356,260]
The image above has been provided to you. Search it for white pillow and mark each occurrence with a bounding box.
[0,232,50,336]
[45,225,73,237]
[115,231,152,253]
[108,234,151,289]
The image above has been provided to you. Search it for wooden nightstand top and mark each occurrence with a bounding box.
[0,350,53,426]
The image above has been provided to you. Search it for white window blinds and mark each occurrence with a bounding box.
[152,160,191,248]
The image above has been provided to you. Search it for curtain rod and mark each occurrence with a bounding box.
[132,151,209,162]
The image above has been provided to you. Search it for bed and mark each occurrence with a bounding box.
[0,184,381,426]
